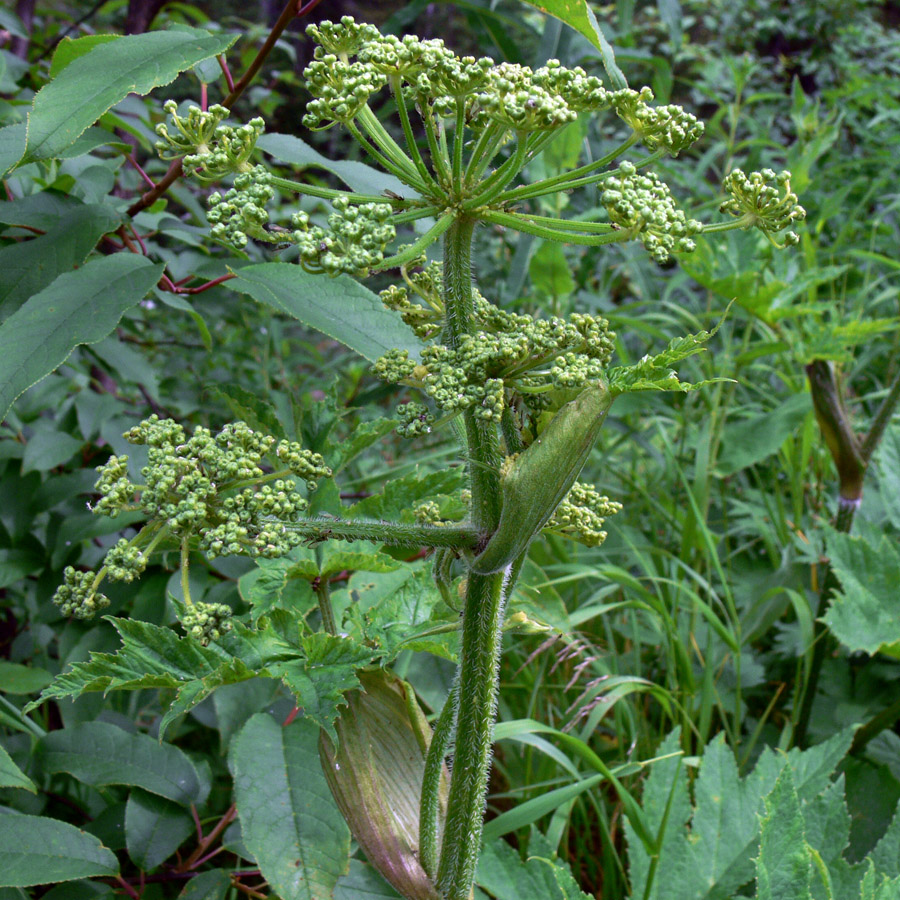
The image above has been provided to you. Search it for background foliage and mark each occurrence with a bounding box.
[1,0,900,898]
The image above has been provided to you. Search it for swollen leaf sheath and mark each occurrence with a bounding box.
[472,380,613,574]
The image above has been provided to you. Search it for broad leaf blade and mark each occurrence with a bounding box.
[0,124,26,179]
[258,133,412,198]
[0,813,119,886]
[39,721,202,805]
[0,745,36,793]
[273,633,376,742]
[230,714,351,900]
[228,262,423,362]
[0,253,163,419]
[26,28,238,161]
[0,203,121,317]
[125,789,194,870]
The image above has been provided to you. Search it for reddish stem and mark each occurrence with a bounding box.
[282,705,300,727]
[182,273,236,293]
[129,222,149,255]
[128,153,157,189]
[217,53,235,92]
[114,875,140,899]
[200,82,208,111]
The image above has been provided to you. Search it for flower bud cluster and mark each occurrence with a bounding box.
[546,482,623,547]
[532,60,612,113]
[104,538,149,583]
[93,455,134,516]
[379,263,444,339]
[602,162,702,262]
[396,402,434,437]
[294,197,395,277]
[156,101,264,182]
[303,56,387,130]
[181,601,233,646]
[720,168,806,247]
[97,416,331,558]
[207,166,275,249]
[52,567,110,620]
[612,87,704,156]
[374,274,614,423]
[413,500,444,525]
[303,17,704,153]
[477,62,577,132]
[207,170,395,273]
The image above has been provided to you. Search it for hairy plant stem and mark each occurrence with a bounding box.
[313,577,336,635]
[434,215,510,900]
[276,516,479,550]
[420,680,459,881]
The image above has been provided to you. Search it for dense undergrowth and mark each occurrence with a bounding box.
[1,1,900,898]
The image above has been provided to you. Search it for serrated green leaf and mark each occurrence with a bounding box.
[823,530,900,654]
[26,28,238,161]
[608,321,727,398]
[319,547,401,578]
[0,203,121,317]
[625,729,691,900]
[125,788,194,870]
[230,714,351,900]
[257,133,413,198]
[348,470,464,522]
[0,254,163,420]
[39,721,202,805]
[0,745,36,792]
[272,633,376,741]
[529,243,575,299]
[228,262,423,363]
[49,34,121,78]
[343,566,458,661]
[756,767,813,900]
[627,727,857,900]
[0,813,119,886]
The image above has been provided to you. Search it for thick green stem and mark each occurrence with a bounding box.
[436,569,508,900]
[441,217,477,350]
[434,214,508,900]
[277,516,479,550]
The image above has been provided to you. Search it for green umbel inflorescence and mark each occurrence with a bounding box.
[53,417,332,621]
[112,416,331,551]
[156,17,805,271]
[720,168,806,247]
[545,481,623,547]
[52,568,110,620]
[155,101,264,182]
[602,162,703,262]
[375,270,615,423]
[181,601,233,646]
